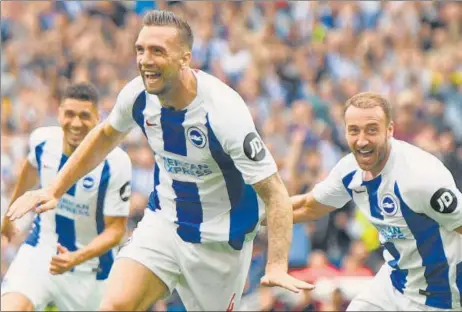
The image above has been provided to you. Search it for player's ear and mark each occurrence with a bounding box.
[388,120,394,138]
[180,51,192,69]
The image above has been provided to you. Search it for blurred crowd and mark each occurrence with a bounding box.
[1,1,461,311]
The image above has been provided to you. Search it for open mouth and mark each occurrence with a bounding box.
[357,149,374,157]
[144,71,161,83]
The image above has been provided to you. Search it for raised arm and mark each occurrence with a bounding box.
[6,121,128,220]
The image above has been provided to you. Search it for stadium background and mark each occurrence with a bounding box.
[1,1,461,311]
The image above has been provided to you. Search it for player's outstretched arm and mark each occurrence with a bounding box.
[50,216,127,274]
[1,159,39,240]
[291,193,336,224]
[253,173,315,293]
[6,121,128,220]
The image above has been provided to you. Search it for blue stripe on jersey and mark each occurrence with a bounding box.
[132,91,147,137]
[457,262,462,307]
[55,215,77,252]
[395,182,452,309]
[24,141,46,246]
[383,242,408,293]
[148,163,160,211]
[96,160,113,280]
[172,180,202,243]
[363,176,384,220]
[58,154,76,196]
[24,215,41,247]
[35,141,46,176]
[160,108,187,156]
[205,115,259,251]
[341,170,356,197]
[55,154,78,254]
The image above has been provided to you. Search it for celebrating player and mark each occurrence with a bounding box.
[6,10,313,311]
[1,83,131,311]
[289,92,462,311]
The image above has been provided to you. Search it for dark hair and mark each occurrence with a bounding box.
[344,92,393,124]
[63,82,99,106]
[143,10,193,50]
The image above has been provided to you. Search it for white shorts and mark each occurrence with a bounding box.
[117,209,254,311]
[347,264,459,311]
[1,244,107,311]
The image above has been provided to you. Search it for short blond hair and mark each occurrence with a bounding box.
[344,92,392,124]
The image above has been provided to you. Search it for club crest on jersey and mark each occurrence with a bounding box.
[82,175,96,191]
[187,127,207,149]
[380,194,399,216]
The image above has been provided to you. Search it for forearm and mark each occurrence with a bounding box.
[255,173,293,271]
[73,225,125,266]
[291,193,335,223]
[50,122,125,198]
[10,160,39,205]
[266,193,293,270]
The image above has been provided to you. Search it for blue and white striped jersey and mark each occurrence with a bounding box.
[24,127,132,280]
[313,139,462,309]
[108,70,277,250]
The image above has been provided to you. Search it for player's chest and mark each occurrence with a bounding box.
[351,176,410,240]
[142,107,216,163]
[39,151,102,216]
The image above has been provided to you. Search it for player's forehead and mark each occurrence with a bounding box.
[61,98,96,114]
[344,105,386,127]
[135,25,180,48]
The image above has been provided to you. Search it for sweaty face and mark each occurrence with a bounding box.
[344,106,393,175]
[135,26,184,95]
[58,99,99,150]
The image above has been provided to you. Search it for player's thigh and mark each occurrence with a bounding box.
[1,293,34,312]
[100,212,181,311]
[177,239,254,311]
[1,244,53,311]
[99,257,170,311]
[347,265,395,311]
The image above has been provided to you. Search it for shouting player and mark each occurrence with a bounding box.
[1,83,132,311]
[6,10,313,311]
[289,92,462,311]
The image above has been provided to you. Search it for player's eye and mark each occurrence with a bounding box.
[367,128,378,134]
[65,111,75,118]
[79,113,91,120]
[135,46,144,54]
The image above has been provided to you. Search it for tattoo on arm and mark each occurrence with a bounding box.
[253,172,292,270]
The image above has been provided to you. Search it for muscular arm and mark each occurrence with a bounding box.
[291,192,336,223]
[253,172,292,271]
[50,121,127,199]
[1,159,38,237]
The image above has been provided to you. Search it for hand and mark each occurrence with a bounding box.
[49,244,79,275]
[6,189,59,221]
[261,267,315,293]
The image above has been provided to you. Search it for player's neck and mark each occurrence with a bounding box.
[62,141,76,157]
[158,69,197,111]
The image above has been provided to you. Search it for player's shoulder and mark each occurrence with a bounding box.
[197,70,246,114]
[117,75,145,106]
[106,147,132,167]
[332,152,359,178]
[393,139,453,191]
[29,126,63,147]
